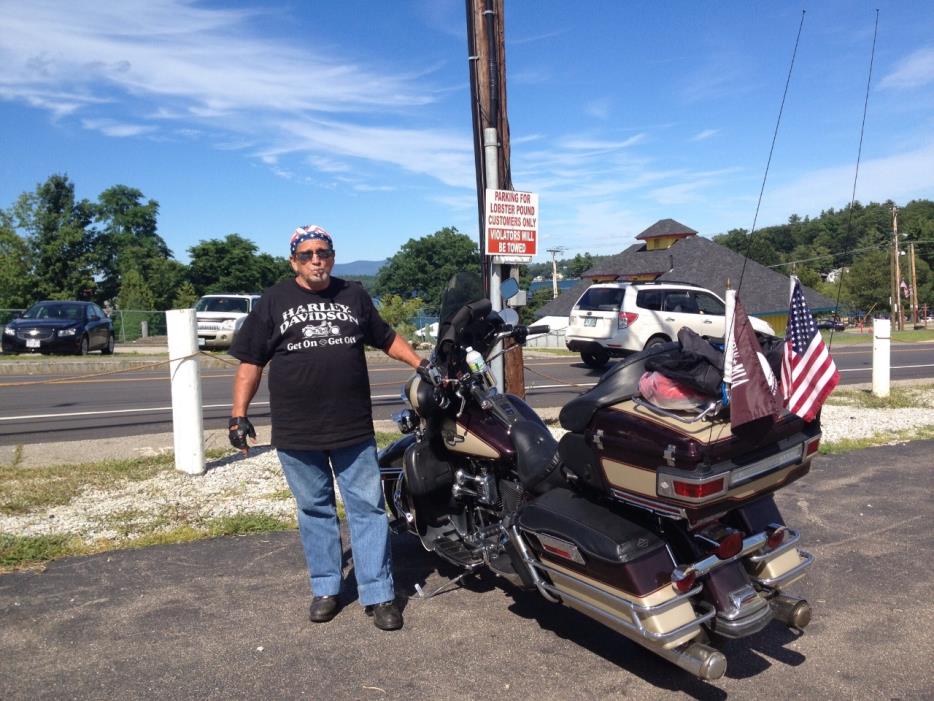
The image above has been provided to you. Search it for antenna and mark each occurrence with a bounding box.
[546,246,566,298]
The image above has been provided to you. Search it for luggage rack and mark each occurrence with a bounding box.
[632,396,724,424]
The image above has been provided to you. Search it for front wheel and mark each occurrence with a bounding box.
[101,333,115,355]
[580,349,609,368]
[77,335,89,356]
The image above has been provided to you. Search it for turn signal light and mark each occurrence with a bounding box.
[766,526,787,549]
[618,311,638,329]
[671,567,697,594]
[804,436,821,457]
[713,531,744,560]
[673,477,725,499]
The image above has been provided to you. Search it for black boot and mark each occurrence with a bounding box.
[365,601,403,631]
[309,595,339,623]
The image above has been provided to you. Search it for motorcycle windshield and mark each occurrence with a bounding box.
[435,271,486,354]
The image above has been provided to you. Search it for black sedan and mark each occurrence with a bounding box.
[2,301,115,355]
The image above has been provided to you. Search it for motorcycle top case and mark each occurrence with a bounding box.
[560,344,821,522]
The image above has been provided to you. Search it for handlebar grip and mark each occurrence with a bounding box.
[526,325,550,335]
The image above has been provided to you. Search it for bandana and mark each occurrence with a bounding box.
[290,225,333,255]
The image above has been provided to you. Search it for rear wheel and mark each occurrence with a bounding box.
[643,335,670,352]
[78,335,89,356]
[580,349,609,368]
[101,333,115,355]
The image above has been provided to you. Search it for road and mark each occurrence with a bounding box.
[1,342,933,445]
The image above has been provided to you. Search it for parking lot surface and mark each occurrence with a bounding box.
[1,440,932,700]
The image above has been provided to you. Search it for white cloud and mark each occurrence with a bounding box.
[0,0,466,187]
[756,143,934,225]
[690,129,719,142]
[584,97,612,120]
[880,47,934,90]
[81,117,156,137]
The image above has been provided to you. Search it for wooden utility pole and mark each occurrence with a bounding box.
[547,247,566,299]
[466,0,526,398]
[909,242,919,326]
[891,205,904,331]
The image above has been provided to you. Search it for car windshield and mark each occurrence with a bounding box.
[23,303,85,321]
[195,297,249,313]
[575,287,626,312]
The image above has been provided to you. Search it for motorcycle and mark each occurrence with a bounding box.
[378,272,817,681]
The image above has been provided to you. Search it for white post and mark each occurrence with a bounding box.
[484,126,504,392]
[723,289,736,384]
[872,318,890,398]
[166,308,205,475]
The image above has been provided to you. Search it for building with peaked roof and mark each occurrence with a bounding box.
[535,219,838,334]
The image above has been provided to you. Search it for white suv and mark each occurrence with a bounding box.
[565,282,774,367]
[194,293,261,349]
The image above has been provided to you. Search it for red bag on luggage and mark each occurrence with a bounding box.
[638,371,709,411]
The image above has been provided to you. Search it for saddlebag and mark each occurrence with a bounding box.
[518,487,670,595]
[403,441,454,497]
[517,488,705,649]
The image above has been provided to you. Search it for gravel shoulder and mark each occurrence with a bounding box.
[3,388,934,542]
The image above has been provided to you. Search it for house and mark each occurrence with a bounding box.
[535,218,838,334]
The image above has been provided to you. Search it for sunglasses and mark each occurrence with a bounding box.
[295,248,335,262]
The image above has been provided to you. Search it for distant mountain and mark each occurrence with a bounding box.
[333,259,387,276]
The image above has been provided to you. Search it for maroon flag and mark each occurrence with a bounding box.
[729,296,781,430]
[782,278,839,421]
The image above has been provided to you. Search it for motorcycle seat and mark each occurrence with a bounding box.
[560,342,677,432]
[519,487,663,564]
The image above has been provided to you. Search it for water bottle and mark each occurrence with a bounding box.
[465,346,487,375]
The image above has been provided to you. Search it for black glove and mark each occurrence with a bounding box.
[228,416,256,451]
[416,358,442,386]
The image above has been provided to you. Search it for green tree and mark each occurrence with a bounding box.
[92,185,172,306]
[171,281,199,309]
[567,252,594,278]
[377,294,423,339]
[373,227,480,306]
[13,174,97,300]
[116,268,155,310]
[0,210,34,308]
[187,234,290,294]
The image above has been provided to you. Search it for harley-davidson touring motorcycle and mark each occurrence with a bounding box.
[378,272,818,680]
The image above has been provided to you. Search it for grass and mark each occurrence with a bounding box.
[825,384,934,410]
[820,424,934,455]
[0,454,174,515]
[821,327,934,345]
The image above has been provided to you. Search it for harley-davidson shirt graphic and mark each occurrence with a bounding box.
[230,277,395,450]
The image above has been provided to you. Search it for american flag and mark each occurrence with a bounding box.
[781,278,839,421]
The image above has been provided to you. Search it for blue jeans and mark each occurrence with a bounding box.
[277,438,394,607]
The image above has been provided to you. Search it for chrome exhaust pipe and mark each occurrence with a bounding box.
[770,594,812,629]
[657,641,727,681]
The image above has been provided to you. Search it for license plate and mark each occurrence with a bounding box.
[584,317,597,327]
[26,339,40,348]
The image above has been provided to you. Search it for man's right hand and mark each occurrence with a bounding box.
[228,416,256,453]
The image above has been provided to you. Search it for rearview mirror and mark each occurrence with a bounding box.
[499,308,519,326]
[500,277,519,300]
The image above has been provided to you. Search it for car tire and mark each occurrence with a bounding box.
[78,335,89,356]
[581,349,609,368]
[102,333,115,355]
[643,335,670,352]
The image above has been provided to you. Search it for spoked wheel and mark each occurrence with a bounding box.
[580,349,609,368]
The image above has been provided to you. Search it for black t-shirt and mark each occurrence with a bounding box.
[229,277,396,450]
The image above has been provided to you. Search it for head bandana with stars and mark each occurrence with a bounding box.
[290,225,333,255]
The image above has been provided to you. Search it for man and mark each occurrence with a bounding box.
[228,224,424,631]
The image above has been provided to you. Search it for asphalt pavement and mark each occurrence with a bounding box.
[1,440,932,700]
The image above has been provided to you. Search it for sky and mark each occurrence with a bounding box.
[1,0,932,265]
